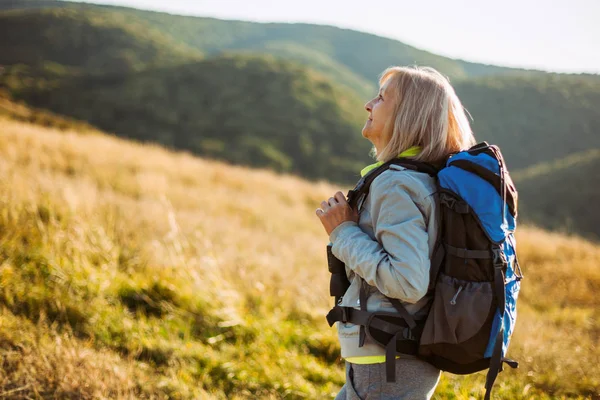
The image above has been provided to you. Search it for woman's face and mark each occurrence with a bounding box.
[362,78,396,152]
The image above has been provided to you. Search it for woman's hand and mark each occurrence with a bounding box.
[316,191,359,236]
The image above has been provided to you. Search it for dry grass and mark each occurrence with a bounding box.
[0,310,193,400]
[0,116,598,399]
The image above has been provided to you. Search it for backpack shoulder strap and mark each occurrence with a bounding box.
[388,159,439,177]
[347,159,439,209]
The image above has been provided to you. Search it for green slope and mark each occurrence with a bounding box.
[513,149,600,240]
[0,7,202,73]
[226,42,377,99]
[8,54,372,183]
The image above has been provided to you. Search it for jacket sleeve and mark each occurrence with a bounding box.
[329,170,431,303]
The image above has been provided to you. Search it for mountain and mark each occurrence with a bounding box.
[0,7,202,74]
[1,113,599,398]
[1,0,599,239]
[513,149,600,239]
[4,54,372,183]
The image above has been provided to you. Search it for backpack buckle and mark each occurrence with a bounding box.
[440,192,470,214]
[326,306,352,327]
[340,307,350,324]
[440,193,456,209]
[491,246,506,268]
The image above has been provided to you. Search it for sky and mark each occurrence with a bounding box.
[70,0,600,74]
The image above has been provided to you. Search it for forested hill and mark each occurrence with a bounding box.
[4,55,598,182]
[455,73,600,170]
[514,149,600,239]
[0,7,202,74]
[3,54,372,183]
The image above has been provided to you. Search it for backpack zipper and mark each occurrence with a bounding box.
[450,286,464,305]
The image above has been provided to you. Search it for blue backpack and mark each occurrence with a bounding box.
[326,142,523,399]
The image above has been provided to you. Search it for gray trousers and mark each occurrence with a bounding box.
[335,358,441,400]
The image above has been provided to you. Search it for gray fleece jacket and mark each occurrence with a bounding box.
[328,164,438,359]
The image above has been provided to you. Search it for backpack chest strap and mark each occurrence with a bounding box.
[444,243,492,259]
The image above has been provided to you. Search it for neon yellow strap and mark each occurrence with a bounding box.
[345,355,400,364]
[360,146,422,177]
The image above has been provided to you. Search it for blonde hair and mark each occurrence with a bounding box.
[374,66,476,164]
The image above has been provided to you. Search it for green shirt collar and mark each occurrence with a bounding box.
[360,146,422,177]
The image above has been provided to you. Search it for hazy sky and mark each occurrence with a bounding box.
[71,0,600,74]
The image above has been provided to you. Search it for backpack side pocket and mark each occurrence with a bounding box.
[419,273,496,365]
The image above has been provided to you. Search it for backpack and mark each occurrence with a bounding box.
[326,142,523,400]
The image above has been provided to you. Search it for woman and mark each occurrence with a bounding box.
[315,66,476,400]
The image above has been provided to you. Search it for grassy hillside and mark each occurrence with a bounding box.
[514,149,600,240]
[0,7,201,73]
[3,54,372,184]
[0,115,599,399]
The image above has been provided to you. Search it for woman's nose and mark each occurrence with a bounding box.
[365,100,372,112]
